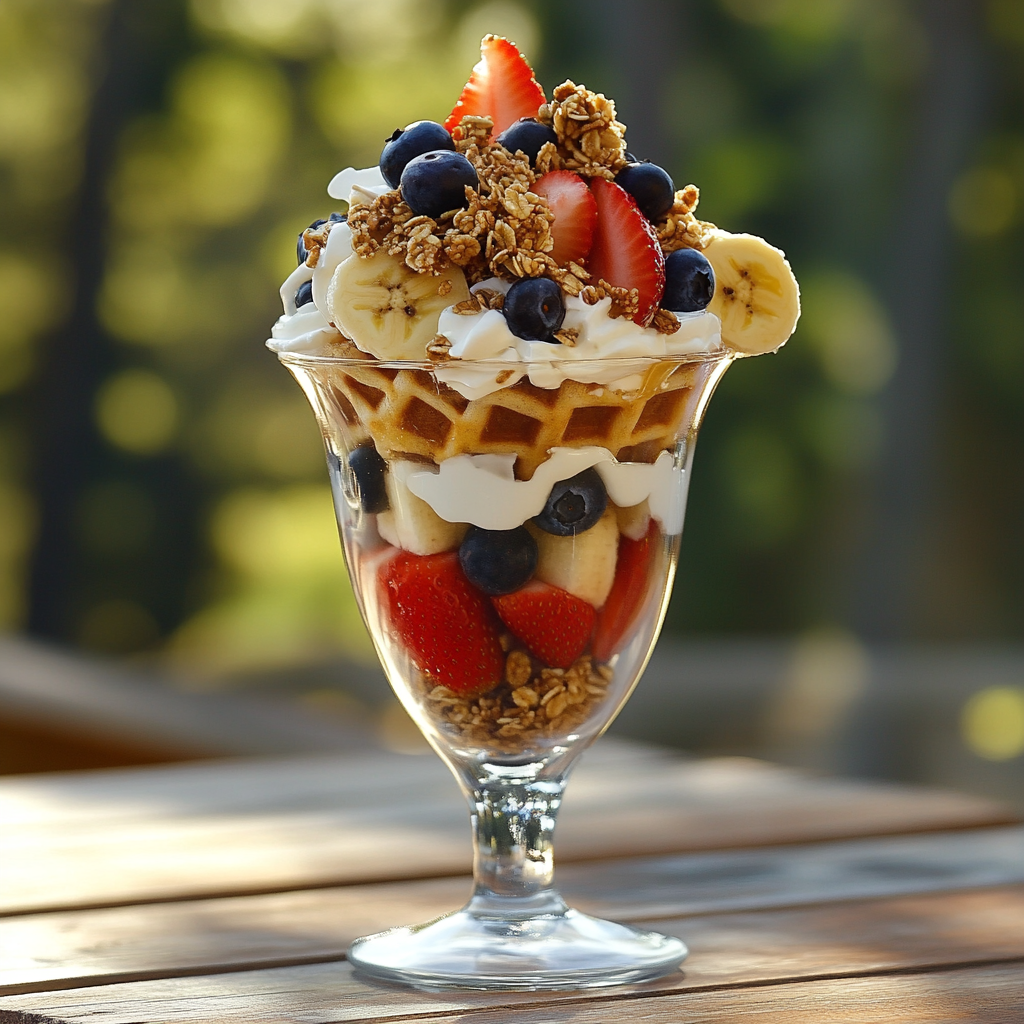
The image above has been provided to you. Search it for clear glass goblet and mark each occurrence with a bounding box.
[280,351,731,990]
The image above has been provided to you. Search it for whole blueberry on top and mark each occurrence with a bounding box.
[496,118,558,165]
[662,248,715,313]
[400,151,478,219]
[348,443,388,514]
[503,277,565,342]
[296,212,346,265]
[379,121,454,189]
[534,468,608,536]
[614,162,675,222]
[294,279,313,309]
[459,526,538,596]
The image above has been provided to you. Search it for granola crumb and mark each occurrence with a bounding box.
[553,326,579,347]
[426,334,452,360]
[438,279,453,296]
[506,649,532,687]
[650,308,681,335]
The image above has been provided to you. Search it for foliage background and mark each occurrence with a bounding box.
[1,0,1021,689]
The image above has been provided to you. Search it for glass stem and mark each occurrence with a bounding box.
[463,776,569,920]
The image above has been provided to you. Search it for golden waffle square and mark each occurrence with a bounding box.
[310,358,715,478]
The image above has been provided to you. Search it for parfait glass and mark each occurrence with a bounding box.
[281,350,731,990]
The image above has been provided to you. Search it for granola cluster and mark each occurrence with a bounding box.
[423,651,613,750]
[536,80,628,180]
[656,185,715,253]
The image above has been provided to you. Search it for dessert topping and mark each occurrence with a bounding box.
[533,467,608,536]
[536,80,628,181]
[587,177,666,325]
[702,230,801,355]
[532,170,598,266]
[662,248,716,313]
[444,34,546,136]
[379,120,455,189]
[458,525,538,596]
[592,523,658,662]
[502,276,566,342]
[492,581,596,669]
[614,162,676,223]
[380,550,504,697]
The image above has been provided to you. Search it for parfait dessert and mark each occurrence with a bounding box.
[269,36,799,990]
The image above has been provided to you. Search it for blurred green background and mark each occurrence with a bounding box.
[1,0,1022,774]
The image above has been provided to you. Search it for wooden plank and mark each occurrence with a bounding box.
[3,827,1023,995]
[1,888,1023,1021]
[0,636,379,765]
[432,965,1024,1023]
[1,747,1013,915]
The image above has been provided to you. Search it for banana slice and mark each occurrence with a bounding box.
[703,231,800,355]
[326,251,470,360]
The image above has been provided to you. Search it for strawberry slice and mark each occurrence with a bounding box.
[379,551,504,697]
[533,171,598,266]
[587,177,666,326]
[492,581,596,669]
[592,522,660,663]
[445,35,546,136]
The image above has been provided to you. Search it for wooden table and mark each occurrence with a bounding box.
[1,739,1022,1021]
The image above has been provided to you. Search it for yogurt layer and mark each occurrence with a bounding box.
[435,278,723,399]
[403,446,688,535]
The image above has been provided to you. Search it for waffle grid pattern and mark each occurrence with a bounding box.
[316,362,709,477]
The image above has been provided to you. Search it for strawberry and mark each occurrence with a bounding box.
[492,581,595,669]
[533,171,598,266]
[379,550,504,697]
[592,522,660,663]
[587,177,666,326]
[444,35,546,136]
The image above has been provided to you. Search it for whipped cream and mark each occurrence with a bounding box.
[435,278,723,399]
[267,220,355,354]
[267,260,335,353]
[312,219,353,315]
[402,446,688,535]
[327,165,390,201]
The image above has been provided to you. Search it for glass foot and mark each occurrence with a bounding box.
[347,905,687,991]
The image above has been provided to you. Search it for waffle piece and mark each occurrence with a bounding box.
[313,357,716,478]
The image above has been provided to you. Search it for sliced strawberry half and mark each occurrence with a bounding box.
[379,550,504,697]
[533,171,598,266]
[492,581,596,670]
[445,35,546,136]
[588,177,666,326]
[592,522,660,663]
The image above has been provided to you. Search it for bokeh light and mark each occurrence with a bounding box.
[95,370,179,455]
[948,166,1018,237]
[961,686,1024,761]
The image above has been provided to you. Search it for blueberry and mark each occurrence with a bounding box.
[379,121,455,189]
[534,468,607,536]
[296,212,346,264]
[459,526,538,596]
[400,151,478,219]
[624,150,639,163]
[503,277,565,342]
[614,162,675,222]
[496,118,558,164]
[294,279,313,308]
[348,443,388,514]
[662,248,715,313]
